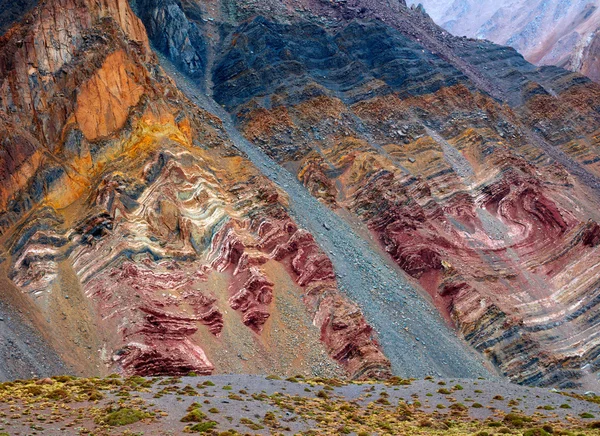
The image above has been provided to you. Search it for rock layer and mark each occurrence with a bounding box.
[131,0,600,388]
[0,0,391,380]
[2,0,600,389]
[408,0,600,83]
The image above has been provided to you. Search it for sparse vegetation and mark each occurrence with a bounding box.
[186,421,217,433]
[0,375,598,435]
[181,408,206,422]
[240,417,264,430]
[265,375,281,380]
[523,428,552,436]
[97,407,151,426]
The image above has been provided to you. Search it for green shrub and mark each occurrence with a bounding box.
[240,417,264,430]
[99,407,151,426]
[503,413,533,428]
[181,408,206,423]
[522,428,551,436]
[187,421,217,433]
[266,375,281,380]
[449,403,467,411]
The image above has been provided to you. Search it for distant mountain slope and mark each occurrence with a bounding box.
[408,0,600,82]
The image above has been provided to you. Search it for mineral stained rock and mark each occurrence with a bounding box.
[127,0,600,388]
[0,0,391,380]
[1,0,600,390]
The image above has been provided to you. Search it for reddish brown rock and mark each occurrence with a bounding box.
[0,0,390,381]
[582,221,600,247]
[74,50,146,141]
[236,80,600,387]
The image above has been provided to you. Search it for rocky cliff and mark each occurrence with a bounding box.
[408,0,600,83]
[1,0,600,389]
[0,0,395,381]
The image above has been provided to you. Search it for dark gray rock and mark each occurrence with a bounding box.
[132,0,208,80]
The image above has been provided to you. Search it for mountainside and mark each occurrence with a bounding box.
[0,0,399,382]
[0,0,600,391]
[408,0,600,82]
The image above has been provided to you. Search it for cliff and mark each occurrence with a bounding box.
[1,0,600,390]
[0,0,393,381]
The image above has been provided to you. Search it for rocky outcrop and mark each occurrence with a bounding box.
[130,0,207,78]
[74,50,146,141]
[3,0,600,389]
[234,75,600,387]
[0,0,390,380]
[155,0,600,388]
[0,1,38,35]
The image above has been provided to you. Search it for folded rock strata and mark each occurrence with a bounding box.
[2,0,600,389]
[128,0,600,388]
[0,0,391,380]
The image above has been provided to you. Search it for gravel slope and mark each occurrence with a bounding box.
[0,298,69,381]
[159,55,493,380]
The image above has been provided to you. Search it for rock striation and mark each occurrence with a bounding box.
[0,0,391,380]
[127,0,600,388]
[1,0,600,389]
[408,0,600,83]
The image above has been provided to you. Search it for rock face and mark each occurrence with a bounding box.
[1,0,600,389]
[0,0,38,35]
[129,0,600,388]
[407,0,600,82]
[0,0,392,380]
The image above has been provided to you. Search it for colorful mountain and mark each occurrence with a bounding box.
[0,0,599,391]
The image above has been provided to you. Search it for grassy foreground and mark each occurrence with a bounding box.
[0,374,599,435]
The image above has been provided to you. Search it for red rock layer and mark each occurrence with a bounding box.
[239,84,600,387]
[0,0,390,379]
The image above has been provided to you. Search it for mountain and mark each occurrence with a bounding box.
[408,0,600,82]
[0,0,599,390]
